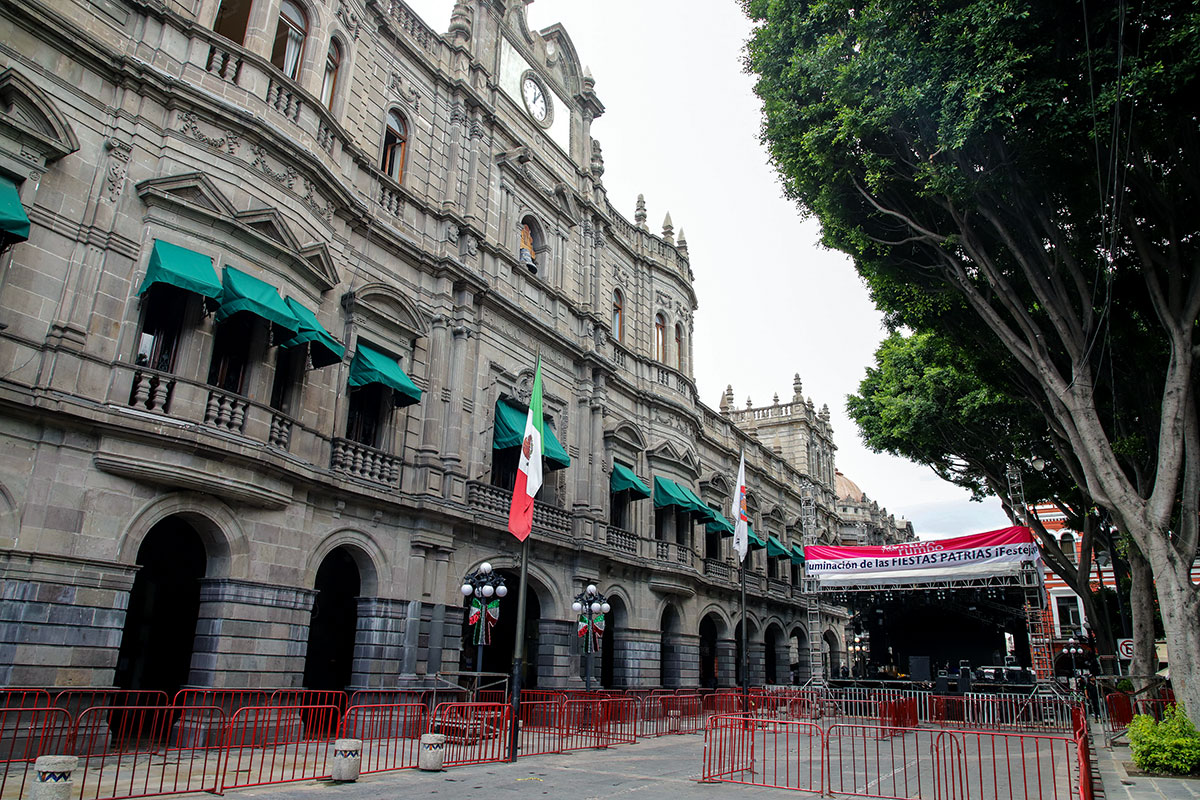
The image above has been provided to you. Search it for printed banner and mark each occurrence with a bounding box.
[804,526,1041,586]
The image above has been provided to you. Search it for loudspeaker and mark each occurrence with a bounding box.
[909,655,931,682]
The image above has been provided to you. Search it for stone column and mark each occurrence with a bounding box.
[441,317,470,476]
[189,578,316,688]
[590,384,606,516]
[418,315,450,464]
[351,597,407,689]
[716,637,738,688]
[424,550,451,675]
[532,618,574,689]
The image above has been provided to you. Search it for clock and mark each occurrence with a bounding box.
[520,72,553,128]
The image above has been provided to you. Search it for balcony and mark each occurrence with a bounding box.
[704,558,732,582]
[330,438,401,487]
[767,578,791,597]
[606,526,638,555]
[652,539,695,569]
[466,481,570,537]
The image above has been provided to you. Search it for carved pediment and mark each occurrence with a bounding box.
[298,243,339,290]
[646,439,700,476]
[341,282,427,340]
[0,68,79,164]
[604,419,647,452]
[235,208,301,250]
[138,172,238,216]
[701,470,732,497]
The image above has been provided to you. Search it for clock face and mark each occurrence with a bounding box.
[522,75,550,123]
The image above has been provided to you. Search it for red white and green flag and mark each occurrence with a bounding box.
[507,357,544,541]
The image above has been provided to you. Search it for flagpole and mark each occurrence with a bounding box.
[740,558,748,714]
[508,535,529,762]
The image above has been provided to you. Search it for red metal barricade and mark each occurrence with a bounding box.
[74,705,225,800]
[0,706,73,799]
[1104,693,1133,732]
[561,699,609,751]
[516,700,562,757]
[340,703,427,773]
[702,714,824,793]
[347,689,429,709]
[428,703,510,767]
[0,689,51,710]
[220,704,339,790]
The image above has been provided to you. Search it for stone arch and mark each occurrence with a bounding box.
[696,602,734,635]
[307,528,385,597]
[476,554,564,620]
[763,620,787,684]
[0,480,17,547]
[118,492,248,579]
[343,281,428,341]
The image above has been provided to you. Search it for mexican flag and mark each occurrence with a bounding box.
[507,358,544,541]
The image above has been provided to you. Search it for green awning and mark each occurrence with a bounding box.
[215,266,300,331]
[137,240,222,298]
[679,485,718,522]
[0,176,30,244]
[747,525,767,550]
[611,462,650,499]
[348,342,422,407]
[280,297,345,368]
[653,476,691,510]
[493,398,570,469]
[790,544,806,566]
[767,535,790,559]
[706,515,735,536]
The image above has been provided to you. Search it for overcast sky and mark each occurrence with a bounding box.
[403,0,1011,538]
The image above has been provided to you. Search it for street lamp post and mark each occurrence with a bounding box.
[849,636,867,681]
[572,584,611,691]
[461,562,508,697]
[1064,637,1084,691]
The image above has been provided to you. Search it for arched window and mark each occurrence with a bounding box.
[271,0,308,80]
[674,323,683,370]
[381,110,407,180]
[654,313,666,362]
[612,289,624,342]
[320,40,342,109]
[518,215,544,274]
[1060,533,1076,563]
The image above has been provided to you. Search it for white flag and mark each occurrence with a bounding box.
[732,451,748,562]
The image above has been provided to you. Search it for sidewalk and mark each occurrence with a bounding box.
[227,735,778,800]
[1093,723,1200,800]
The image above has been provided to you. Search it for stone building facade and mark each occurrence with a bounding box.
[0,0,850,692]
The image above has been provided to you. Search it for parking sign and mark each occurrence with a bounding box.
[1117,638,1135,659]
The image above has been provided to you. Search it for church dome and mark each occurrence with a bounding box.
[835,470,864,502]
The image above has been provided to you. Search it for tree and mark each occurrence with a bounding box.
[744,0,1200,721]
[848,330,1122,668]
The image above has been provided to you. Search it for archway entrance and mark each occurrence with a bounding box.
[459,570,542,690]
[699,614,722,690]
[823,630,842,677]
[115,518,207,694]
[659,605,681,687]
[790,626,808,683]
[304,547,360,690]
[600,595,625,689]
[765,624,782,684]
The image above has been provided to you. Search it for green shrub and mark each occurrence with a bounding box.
[1116,679,1134,694]
[1128,705,1200,775]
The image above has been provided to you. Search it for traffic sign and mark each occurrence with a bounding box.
[1117,638,1135,659]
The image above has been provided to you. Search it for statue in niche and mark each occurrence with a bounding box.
[519,223,537,273]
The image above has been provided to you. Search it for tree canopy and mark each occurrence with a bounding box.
[743,0,1200,718]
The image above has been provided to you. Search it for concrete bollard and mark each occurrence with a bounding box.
[331,738,362,782]
[667,709,682,733]
[418,733,446,771]
[32,755,78,800]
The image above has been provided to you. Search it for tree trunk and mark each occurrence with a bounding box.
[1127,544,1158,692]
[1078,588,1116,674]
[1144,537,1200,714]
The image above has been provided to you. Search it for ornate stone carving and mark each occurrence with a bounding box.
[590,139,605,179]
[102,138,131,203]
[179,111,238,154]
[250,145,297,189]
[336,0,361,39]
[388,72,421,114]
[655,290,671,309]
[446,223,460,244]
[300,179,333,221]
[462,233,478,257]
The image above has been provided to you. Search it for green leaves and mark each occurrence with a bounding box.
[1129,705,1200,775]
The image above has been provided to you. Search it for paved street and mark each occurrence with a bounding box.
[228,734,781,800]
